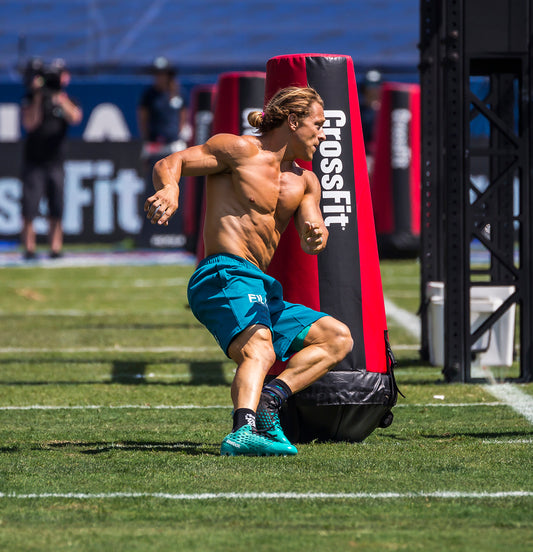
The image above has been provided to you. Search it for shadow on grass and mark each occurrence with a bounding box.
[0,314,202,331]
[0,445,19,453]
[391,357,447,383]
[0,360,230,386]
[394,357,428,367]
[111,360,227,385]
[74,322,202,331]
[42,440,220,456]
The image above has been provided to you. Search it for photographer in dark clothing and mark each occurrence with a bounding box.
[20,58,82,260]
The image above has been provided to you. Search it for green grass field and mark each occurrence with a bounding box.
[0,257,532,551]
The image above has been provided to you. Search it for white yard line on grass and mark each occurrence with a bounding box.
[0,344,418,353]
[0,402,505,411]
[0,491,531,501]
[0,309,186,317]
[484,383,533,425]
[482,438,533,445]
[384,297,421,338]
[0,404,230,411]
[396,402,503,408]
[0,346,220,354]
[3,277,188,289]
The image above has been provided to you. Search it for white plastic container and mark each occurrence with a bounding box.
[426,282,515,367]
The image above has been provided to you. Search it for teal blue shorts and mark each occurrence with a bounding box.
[187,254,328,360]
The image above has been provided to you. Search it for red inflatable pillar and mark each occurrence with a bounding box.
[211,71,266,135]
[183,84,216,253]
[265,54,398,442]
[370,82,421,257]
[196,71,266,261]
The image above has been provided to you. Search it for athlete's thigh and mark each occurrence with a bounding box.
[269,299,327,361]
[188,264,272,356]
[302,314,347,345]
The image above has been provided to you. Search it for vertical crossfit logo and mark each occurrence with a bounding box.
[319,110,351,230]
[390,108,412,169]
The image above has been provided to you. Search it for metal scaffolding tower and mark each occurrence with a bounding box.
[419,0,533,382]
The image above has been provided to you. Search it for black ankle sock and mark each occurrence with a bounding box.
[262,379,293,408]
[232,408,256,432]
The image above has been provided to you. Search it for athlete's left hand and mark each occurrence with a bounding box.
[301,221,326,254]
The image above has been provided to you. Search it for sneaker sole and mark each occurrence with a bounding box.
[219,424,297,456]
[220,451,294,457]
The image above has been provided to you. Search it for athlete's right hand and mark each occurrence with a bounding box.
[144,187,179,226]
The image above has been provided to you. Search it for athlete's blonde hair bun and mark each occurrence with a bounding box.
[247,110,264,128]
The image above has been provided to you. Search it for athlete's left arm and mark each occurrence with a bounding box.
[294,170,328,255]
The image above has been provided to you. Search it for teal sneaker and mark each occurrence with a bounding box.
[220,424,297,456]
[256,395,292,446]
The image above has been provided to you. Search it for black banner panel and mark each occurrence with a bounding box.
[306,55,366,372]
[0,140,156,244]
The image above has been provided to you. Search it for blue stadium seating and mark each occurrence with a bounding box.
[0,0,419,74]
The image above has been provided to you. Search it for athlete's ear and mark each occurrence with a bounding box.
[288,113,298,130]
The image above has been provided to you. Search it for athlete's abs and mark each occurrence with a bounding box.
[202,171,301,271]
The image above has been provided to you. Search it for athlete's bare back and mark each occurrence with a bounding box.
[145,100,328,272]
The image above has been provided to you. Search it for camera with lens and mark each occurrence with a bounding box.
[23,58,65,92]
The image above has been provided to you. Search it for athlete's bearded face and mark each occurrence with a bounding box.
[291,102,326,161]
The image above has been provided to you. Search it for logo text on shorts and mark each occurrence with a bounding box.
[320,110,351,230]
[248,294,266,304]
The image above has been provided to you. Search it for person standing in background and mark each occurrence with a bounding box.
[137,56,190,247]
[20,58,82,260]
[137,57,190,155]
[359,69,382,176]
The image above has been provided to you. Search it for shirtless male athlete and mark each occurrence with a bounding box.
[144,86,353,456]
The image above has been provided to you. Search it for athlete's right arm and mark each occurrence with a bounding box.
[144,134,239,226]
